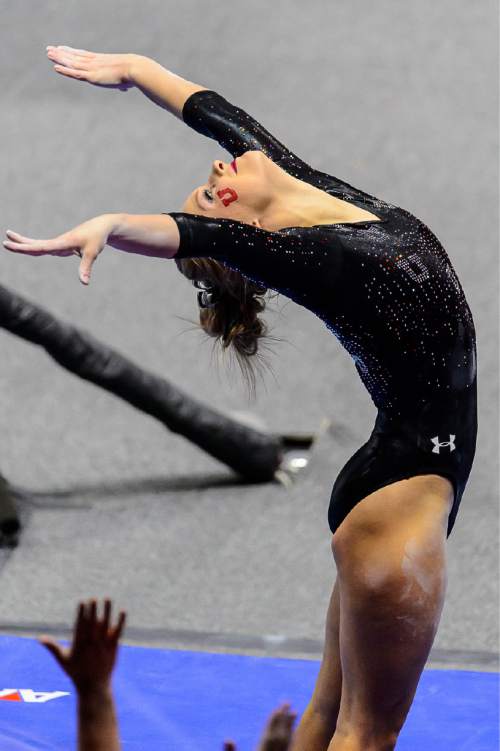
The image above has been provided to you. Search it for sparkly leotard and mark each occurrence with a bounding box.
[165,90,478,537]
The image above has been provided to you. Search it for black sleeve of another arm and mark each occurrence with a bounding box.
[181,89,311,172]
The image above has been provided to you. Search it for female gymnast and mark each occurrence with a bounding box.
[4,48,477,751]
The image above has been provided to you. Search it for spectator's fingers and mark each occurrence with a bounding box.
[102,599,112,635]
[88,599,97,622]
[267,707,283,730]
[277,710,297,732]
[73,602,87,645]
[39,637,68,670]
[277,702,295,720]
[267,703,296,732]
[88,599,98,639]
[283,710,297,731]
[111,610,127,642]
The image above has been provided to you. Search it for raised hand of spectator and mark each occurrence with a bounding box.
[40,599,126,692]
[223,703,297,751]
[257,703,297,751]
[40,599,126,751]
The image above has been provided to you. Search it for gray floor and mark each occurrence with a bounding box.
[0,1,498,667]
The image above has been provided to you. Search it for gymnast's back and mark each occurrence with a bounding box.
[166,90,476,417]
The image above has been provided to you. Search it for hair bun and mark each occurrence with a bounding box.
[227,315,266,356]
[175,257,271,396]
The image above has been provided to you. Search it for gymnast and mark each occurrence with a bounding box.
[4,47,477,750]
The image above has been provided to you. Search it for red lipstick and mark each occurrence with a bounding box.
[230,159,237,174]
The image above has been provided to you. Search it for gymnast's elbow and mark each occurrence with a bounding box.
[158,213,181,258]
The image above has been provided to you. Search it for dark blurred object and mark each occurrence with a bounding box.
[0,283,285,482]
[0,474,21,548]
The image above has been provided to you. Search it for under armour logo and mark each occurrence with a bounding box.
[431,435,456,454]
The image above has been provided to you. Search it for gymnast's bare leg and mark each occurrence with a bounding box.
[289,577,342,751]
[291,474,452,751]
[327,475,452,751]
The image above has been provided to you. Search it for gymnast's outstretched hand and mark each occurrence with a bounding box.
[3,214,116,285]
[223,703,297,751]
[46,45,134,90]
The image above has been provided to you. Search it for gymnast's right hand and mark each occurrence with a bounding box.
[46,45,134,90]
[3,214,115,286]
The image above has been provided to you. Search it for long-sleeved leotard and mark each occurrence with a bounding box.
[165,89,477,537]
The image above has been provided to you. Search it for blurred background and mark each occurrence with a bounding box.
[0,0,498,661]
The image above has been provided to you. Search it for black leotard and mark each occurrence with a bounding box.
[165,89,478,537]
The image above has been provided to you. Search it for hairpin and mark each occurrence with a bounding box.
[193,279,221,309]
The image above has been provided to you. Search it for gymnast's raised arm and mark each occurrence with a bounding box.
[44,46,309,169]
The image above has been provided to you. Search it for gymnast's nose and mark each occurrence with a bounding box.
[212,160,225,176]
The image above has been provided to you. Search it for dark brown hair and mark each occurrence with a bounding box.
[175,257,275,398]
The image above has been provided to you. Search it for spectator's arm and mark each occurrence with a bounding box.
[40,599,126,751]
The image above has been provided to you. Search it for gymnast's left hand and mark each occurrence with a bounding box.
[3,214,115,286]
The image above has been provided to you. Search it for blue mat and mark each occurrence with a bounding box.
[0,635,497,750]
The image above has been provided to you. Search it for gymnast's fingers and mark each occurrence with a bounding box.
[50,64,89,82]
[78,242,105,285]
[3,230,78,256]
[5,230,41,244]
[47,48,92,81]
[3,241,73,256]
[48,45,95,58]
[46,46,93,67]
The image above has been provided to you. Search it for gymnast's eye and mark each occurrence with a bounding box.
[204,188,214,201]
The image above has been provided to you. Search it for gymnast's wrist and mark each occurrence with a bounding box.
[99,213,127,239]
[127,54,153,85]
